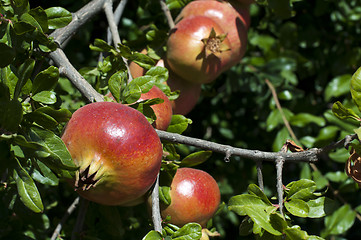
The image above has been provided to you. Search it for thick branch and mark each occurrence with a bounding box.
[50,0,117,47]
[156,130,355,163]
[49,48,104,103]
[276,158,285,216]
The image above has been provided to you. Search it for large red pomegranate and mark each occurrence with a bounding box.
[160,167,221,227]
[166,15,232,84]
[61,102,163,206]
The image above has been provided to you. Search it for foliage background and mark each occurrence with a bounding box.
[1,0,361,239]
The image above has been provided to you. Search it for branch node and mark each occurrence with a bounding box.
[224,149,232,162]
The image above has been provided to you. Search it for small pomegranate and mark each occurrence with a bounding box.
[160,168,221,227]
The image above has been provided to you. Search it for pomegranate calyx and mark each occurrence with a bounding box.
[201,28,229,56]
[75,165,102,191]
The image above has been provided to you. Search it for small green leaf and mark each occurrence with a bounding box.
[28,6,48,32]
[322,204,356,237]
[28,126,77,172]
[248,184,273,206]
[32,66,59,94]
[31,160,59,186]
[145,66,169,83]
[32,91,57,104]
[13,58,35,99]
[45,7,72,29]
[90,38,116,52]
[132,52,156,70]
[284,225,309,240]
[228,194,276,216]
[142,230,163,240]
[159,186,171,205]
[243,206,282,236]
[284,199,309,217]
[351,67,361,113]
[325,74,352,101]
[0,99,23,133]
[289,113,326,127]
[180,151,212,167]
[108,71,127,103]
[331,101,360,121]
[0,43,15,67]
[171,223,202,240]
[286,179,316,201]
[307,197,336,218]
[13,158,44,213]
[167,115,192,134]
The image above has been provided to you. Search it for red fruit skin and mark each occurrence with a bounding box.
[161,168,221,227]
[61,102,163,206]
[165,63,202,115]
[138,86,173,130]
[166,15,233,84]
[176,0,248,67]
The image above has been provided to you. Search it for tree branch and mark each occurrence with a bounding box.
[51,197,80,240]
[106,0,128,44]
[49,48,104,103]
[50,0,118,47]
[276,157,285,216]
[159,0,175,29]
[151,173,163,233]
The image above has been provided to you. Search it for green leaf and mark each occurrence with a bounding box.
[284,225,309,240]
[228,194,276,216]
[45,7,72,29]
[167,115,192,134]
[0,99,23,133]
[28,126,77,172]
[284,199,309,217]
[289,113,326,127]
[171,223,202,240]
[324,171,348,183]
[132,52,156,70]
[325,74,352,101]
[350,67,361,113]
[243,206,282,236]
[145,66,169,84]
[20,12,44,32]
[13,158,44,213]
[32,66,59,94]
[31,91,57,104]
[307,197,336,218]
[266,108,294,132]
[0,43,15,67]
[13,58,35,99]
[31,160,59,186]
[248,184,273,206]
[322,204,356,237]
[286,179,317,201]
[179,151,212,167]
[142,230,163,240]
[108,71,127,103]
[90,38,116,52]
[159,186,171,205]
[331,101,360,121]
[28,7,48,32]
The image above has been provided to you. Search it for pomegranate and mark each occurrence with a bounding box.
[160,168,221,227]
[61,102,163,206]
[175,0,248,67]
[166,15,233,84]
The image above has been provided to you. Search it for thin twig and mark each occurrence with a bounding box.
[256,160,264,191]
[71,198,90,240]
[276,158,285,216]
[159,0,175,29]
[107,0,128,44]
[103,0,133,82]
[151,173,163,233]
[51,197,80,240]
[265,79,299,143]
